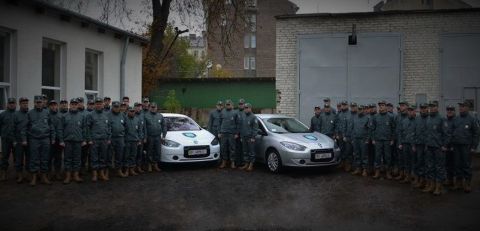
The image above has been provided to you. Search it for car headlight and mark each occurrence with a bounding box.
[162,139,181,148]
[280,141,307,151]
[211,138,219,145]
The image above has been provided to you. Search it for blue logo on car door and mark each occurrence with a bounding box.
[183,133,197,138]
[303,135,318,141]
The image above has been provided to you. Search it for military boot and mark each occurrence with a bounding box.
[129,168,138,176]
[386,170,393,180]
[463,180,472,193]
[394,171,404,181]
[117,169,126,178]
[410,175,418,186]
[99,170,107,181]
[414,177,424,188]
[239,163,249,170]
[91,170,98,182]
[351,168,361,176]
[433,182,443,196]
[230,161,236,169]
[337,161,344,169]
[246,163,254,172]
[393,167,399,177]
[63,172,72,184]
[30,173,37,186]
[422,181,435,193]
[153,163,161,172]
[104,169,110,180]
[16,172,24,184]
[401,174,410,184]
[452,178,462,190]
[41,173,52,185]
[136,166,144,174]
[147,163,153,172]
[372,169,381,179]
[362,169,368,177]
[218,160,227,169]
[344,162,352,172]
[73,172,83,183]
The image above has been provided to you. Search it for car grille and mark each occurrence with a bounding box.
[184,145,210,158]
[310,148,334,162]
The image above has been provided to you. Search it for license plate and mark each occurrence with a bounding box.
[315,153,331,159]
[188,149,207,155]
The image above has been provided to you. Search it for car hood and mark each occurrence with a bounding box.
[165,129,215,145]
[275,132,334,148]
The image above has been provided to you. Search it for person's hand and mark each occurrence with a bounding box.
[88,141,93,145]
[22,141,27,146]
[398,144,403,150]
[60,142,66,147]
[250,138,255,142]
[107,140,111,145]
[390,140,394,146]
[412,146,416,152]
[343,137,347,142]
[138,141,142,146]
[218,134,223,139]
[234,134,239,139]
[372,140,376,145]
[471,148,476,153]
[81,141,86,147]
[51,140,56,145]
[441,146,447,152]
[143,139,147,144]
[13,142,17,146]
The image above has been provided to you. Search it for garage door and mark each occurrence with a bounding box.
[298,33,402,124]
[441,33,480,114]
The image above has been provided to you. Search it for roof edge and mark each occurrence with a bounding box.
[275,7,480,19]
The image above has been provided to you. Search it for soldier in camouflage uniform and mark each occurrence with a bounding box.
[413,103,429,188]
[397,104,417,184]
[309,106,322,133]
[451,101,480,193]
[370,100,395,180]
[444,105,456,187]
[238,103,259,171]
[0,98,17,181]
[13,97,29,183]
[350,105,370,177]
[218,99,239,169]
[208,101,223,138]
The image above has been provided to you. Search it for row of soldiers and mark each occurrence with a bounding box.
[207,99,259,171]
[310,98,480,195]
[0,95,168,186]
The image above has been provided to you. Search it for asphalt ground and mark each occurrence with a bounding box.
[0,156,480,231]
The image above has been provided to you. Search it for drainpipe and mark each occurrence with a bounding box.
[120,36,129,98]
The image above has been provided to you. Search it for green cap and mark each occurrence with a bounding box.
[350,102,357,107]
[225,99,233,105]
[419,103,428,108]
[112,101,121,107]
[408,104,416,110]
[238,99,245,104]
[428,101,439,107]
[446,105,455,110]
[216,100,223,105]
[244,103,252,108]
[378,100,386,105]
[34,95,43,102]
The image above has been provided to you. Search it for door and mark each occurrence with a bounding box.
[297,33,402,124]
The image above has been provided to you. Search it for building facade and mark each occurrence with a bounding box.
[0,0,146,109]
[374,0,471,11]
[207,0,297,78]
[187,33,206,62]
[275,8,480,123]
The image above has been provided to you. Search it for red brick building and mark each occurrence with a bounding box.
[207,0,298,78]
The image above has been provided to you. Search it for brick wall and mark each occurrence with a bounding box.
[276,9,480,117]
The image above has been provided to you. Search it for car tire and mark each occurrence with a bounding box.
[266,149,282,173]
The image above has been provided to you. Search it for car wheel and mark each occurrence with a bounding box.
[266,150,282,173]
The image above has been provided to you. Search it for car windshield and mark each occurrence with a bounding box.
[262,117,310,133]
[165,116,201,131]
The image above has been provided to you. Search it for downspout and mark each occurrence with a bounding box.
[120,36,129,98]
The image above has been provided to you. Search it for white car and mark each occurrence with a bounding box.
[160,113,220,163]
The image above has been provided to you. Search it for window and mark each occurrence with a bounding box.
[249,14,256,32]
[194,50,198,57]
[246,0,257,8]
[0,30,11,110]
[251,34,256,48]
[85,49,101,100]
[244,34,250,48]
[244,56,255,70]
[42,39,64,101]
[244,56,249,70]
[201,50,205,58]
[250,56,256,70]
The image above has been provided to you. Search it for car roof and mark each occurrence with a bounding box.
[255,114,294,119]
[161,113,189,118]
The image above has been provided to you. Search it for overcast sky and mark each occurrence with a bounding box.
[77,0,480,35]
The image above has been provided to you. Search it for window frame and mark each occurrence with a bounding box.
[0,28,12,110]
[41,38,65,101]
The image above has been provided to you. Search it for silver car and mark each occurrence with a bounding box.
[254,114,341,173]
